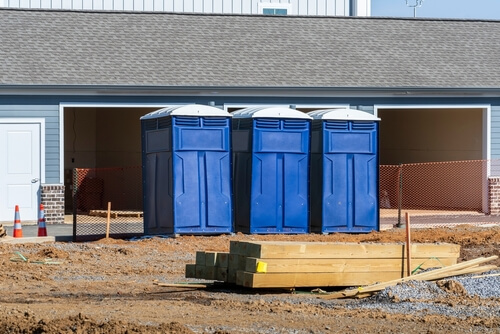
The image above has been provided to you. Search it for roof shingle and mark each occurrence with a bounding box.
[1,9,500,89]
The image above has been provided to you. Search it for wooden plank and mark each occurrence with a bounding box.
[321,256,499,299]
[216,267,228,282]
[244,257,457,274]
[202,252,229,267]
[325,264,498,300]
[405,212,412,277]
[204,266,216,280]
[155,283,207,289]
[229,240,242,255]
[89,210,118,218]
[236,270,245,286]
[195,251,206,266]
[106,202,111,238]
[238,271,408,288]
[88,210,143,218]
[195,265,205,279]
[236,241,460,259]
[216,253,229,268]
[205,252,218,267]
[185,264,196,278]
[228,254,247,284]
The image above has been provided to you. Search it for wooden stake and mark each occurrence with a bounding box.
[106,202,111,238]
[405,212,411,277]
[154,283,208,289]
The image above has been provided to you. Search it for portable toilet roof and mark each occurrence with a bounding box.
[140,104,231,120]
[232,106,312,119]
[308,108,380,121]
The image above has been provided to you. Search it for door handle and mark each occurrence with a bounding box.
[31,178,39,183]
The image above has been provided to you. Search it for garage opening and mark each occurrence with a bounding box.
[63,106,160,216]
[377,107,489,219]
[378,108,483,164]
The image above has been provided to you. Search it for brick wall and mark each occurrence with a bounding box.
[488,177,500,215]
[41,184,65,224]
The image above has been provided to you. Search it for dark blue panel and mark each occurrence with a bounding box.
[283,153,309,230]
[353,155,378,228]
[248,118,310,234]
[327,132,373,153]
[320,152,379,233]
[257,131,306,153]
[143,152,173,235]
[313,120,379,233]
[176,128,227,151]
[204,152,232,228]
[250,153,280,231]
[142,115,232,235]
[172,150,233,234]
[173,151,203,229]
[322,154,350,229]
[146,129,171,153]
[232,152,252,233]
[173,116,230,152]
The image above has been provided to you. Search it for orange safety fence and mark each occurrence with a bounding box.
[72,160,500,240]
[380,159,500,229]
[72,166,143,241]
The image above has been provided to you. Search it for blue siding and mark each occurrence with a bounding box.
[491,105,500,159]
[0,105,60,184]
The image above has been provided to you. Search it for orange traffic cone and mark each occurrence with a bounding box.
[38,204,47,237]
[13,205,23,238]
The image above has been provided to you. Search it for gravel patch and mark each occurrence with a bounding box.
[453,270,500,298]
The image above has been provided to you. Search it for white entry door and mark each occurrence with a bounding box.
[0,122,42,222]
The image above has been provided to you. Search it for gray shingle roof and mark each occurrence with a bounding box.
[1,8,500,89]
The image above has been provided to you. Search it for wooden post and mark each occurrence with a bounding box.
[106,202,111,238]
[405,212,411,276]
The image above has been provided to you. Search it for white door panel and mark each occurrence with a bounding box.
[0,123,41,222]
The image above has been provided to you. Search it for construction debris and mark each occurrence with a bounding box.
[0,224,6,238]
[153,282,209,289]
[9,251,63,265]
[320,255,498,300]
[186,241,462,288]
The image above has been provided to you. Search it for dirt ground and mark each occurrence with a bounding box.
[0,225,499,333]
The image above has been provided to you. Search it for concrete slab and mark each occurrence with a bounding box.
[0,236,56,244]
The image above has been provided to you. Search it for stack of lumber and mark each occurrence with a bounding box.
[186,241,461,288]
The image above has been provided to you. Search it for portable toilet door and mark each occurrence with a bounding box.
[309,108,380,233]
[141,104,233,235]
[232,107,312,234]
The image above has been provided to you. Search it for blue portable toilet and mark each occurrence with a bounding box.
[309,108,380,233]
[232,107,312,234]
[141,104,233,235]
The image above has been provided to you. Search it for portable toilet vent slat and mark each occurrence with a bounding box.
[141,105,233,235]
[309,108,380,233]
[232,107,312,234]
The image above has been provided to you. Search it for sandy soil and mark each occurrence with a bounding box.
[0,225,499,333]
